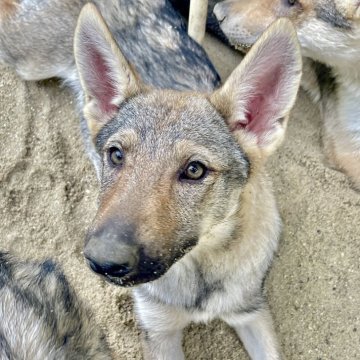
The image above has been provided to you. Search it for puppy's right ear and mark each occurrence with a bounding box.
[74,3,142,137]
[210,18,302,161]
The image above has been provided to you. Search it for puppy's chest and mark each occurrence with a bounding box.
[140,262,259,320]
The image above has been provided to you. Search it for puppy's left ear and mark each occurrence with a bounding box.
[210,19,302,160]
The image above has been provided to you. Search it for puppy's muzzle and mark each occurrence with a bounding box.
[83,219,167,286]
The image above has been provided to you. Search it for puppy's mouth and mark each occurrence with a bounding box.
[103,264,168,287]
[233,42,252,53]
[92,238,198,287]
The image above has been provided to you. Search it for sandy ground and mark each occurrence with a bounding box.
[0,35,359,359]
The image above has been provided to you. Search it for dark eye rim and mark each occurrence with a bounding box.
[179,161,209,182]
[107,146,124,167]
[287,0,297,5]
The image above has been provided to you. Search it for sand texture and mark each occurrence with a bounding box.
[0,36,359,359]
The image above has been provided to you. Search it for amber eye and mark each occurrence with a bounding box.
[288,0,297,5]
[181,161,207,181]
[108,147,124,166]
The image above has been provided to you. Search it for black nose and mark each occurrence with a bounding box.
[86,258,132,278]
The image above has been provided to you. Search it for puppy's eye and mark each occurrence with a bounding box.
[180,161,207,181]
[288,0,297,5]
[108,146,124,166]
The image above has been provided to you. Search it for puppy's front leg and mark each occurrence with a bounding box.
[222,305,281,360]
[134,293,190,360]
[141,329,184,360]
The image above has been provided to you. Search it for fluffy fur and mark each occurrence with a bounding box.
[0,252,112,359]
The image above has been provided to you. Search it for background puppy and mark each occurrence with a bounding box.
[0,252,112,359]
[76,5,302,359]
[213,0,360,190]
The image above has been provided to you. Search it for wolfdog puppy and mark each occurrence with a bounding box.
[75,4,302,359]
[0,252,111,359]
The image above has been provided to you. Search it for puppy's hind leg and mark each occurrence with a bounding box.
[222,305,281,360]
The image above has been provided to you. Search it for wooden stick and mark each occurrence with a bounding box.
[188,0,208,45]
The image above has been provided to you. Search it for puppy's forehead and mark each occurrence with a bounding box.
[126,91,221,133]
[97,91,232,149]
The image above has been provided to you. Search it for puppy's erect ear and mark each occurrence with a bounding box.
[210,19,302,160]
[74,3,142,137]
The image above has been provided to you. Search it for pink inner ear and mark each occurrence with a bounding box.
[87,44,119,115]
[234,66,283,141]
[245,95,267,134]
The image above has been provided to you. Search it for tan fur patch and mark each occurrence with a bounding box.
[226,0,277,30]
[336,152,360,190]
[0,0,19,21]
[95,175,178,260]
[335,0,359,19]
[222,0,318,32]
[323,136,360,191]
[138,183,178,253]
